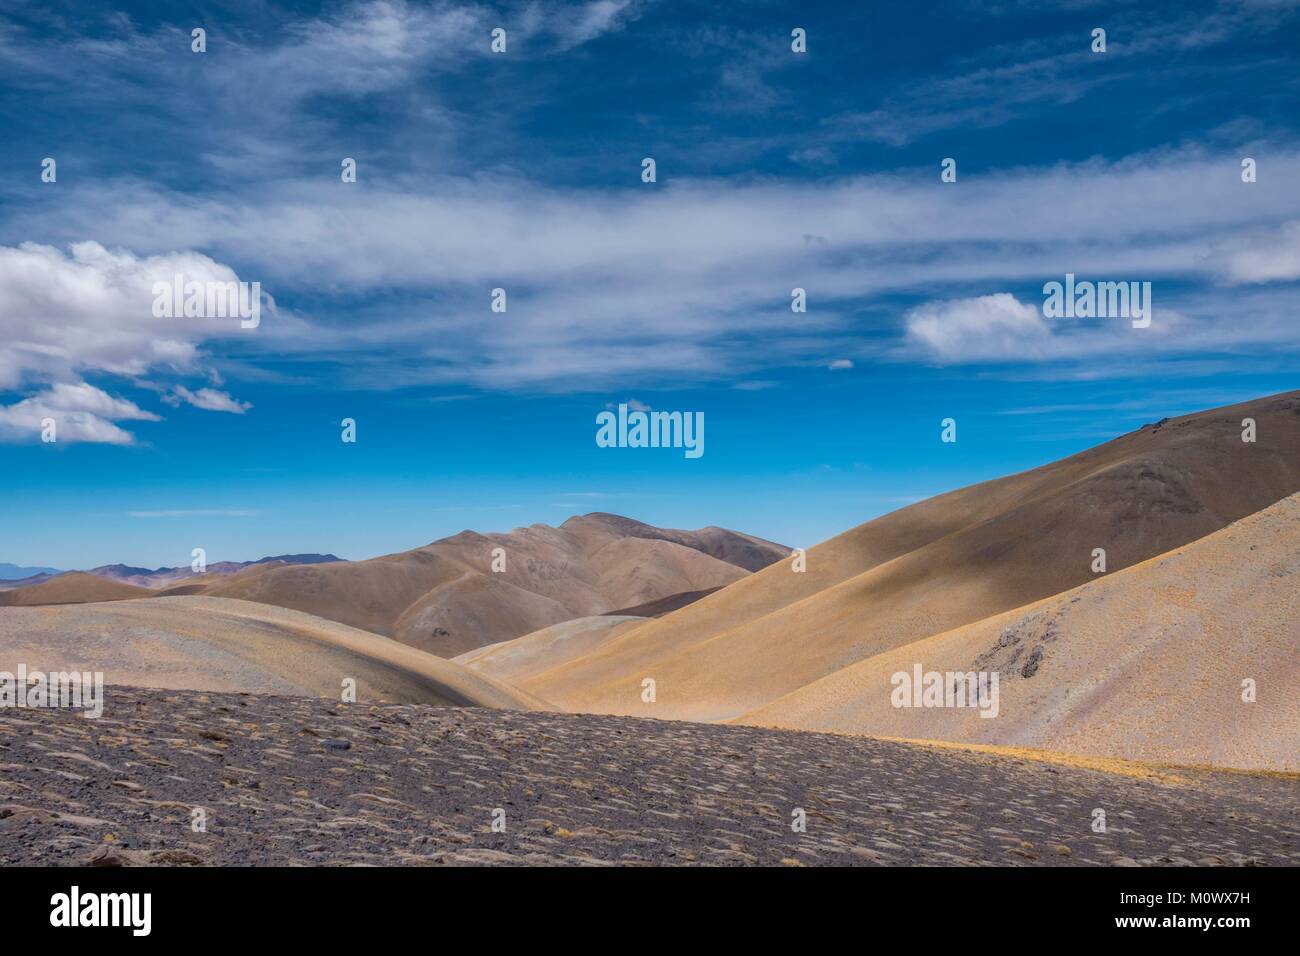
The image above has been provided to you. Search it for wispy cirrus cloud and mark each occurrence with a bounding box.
[7,143,1297,392]
[1,0,1297,419]
[818,0,1298,147]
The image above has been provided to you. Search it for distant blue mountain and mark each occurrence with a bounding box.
[0,554,340,585]
[0,562,63,580]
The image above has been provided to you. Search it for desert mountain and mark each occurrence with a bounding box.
[520,392,1300,732]
[0,553,343,592]
[0,595,541,709]
[745,492,1300,771]
[182,513,788,656]
[0,572,153,607]
[87,553,343,589]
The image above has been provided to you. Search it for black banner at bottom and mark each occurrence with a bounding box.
[0,865,1283,941]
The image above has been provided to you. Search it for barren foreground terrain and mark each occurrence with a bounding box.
[2,687,1296,867]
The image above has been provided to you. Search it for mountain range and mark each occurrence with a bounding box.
[0,553,344,591]
[1,390,1295,771]
[0,563,62,581]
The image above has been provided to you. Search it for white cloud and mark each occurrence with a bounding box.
[828,359,854,370]
[164,386,252,414]
[251,0,487,102]
[0,241,262,440]
[555,1,643,50]
[34,147,1300,294]
[905,294,1051,362]
[0,383,160,445]
[7,147,1300,390]
[1219,220,1300,282]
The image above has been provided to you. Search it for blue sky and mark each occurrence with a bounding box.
[1,0,1297,568]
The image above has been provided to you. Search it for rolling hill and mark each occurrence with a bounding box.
[0,595,542,709]
[744,492,1300,770]
[186,514,788,655]
[0,571,153,606]
[519,392,1300,742]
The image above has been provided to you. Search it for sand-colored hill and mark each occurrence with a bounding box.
[395,571,576,657]
[0,571,154,607]
[523,392,1300,724]
[743,493,1300,770]
[0,595,542,709]
[189,513,786,655]
[153,572,227,596]
[455,615,647,685]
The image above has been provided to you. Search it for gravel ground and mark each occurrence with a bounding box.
[1,686,1296,866]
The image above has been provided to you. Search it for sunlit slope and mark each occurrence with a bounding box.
[0,595,544,709]
[744,494,1300,771]
[524,392,1300,721]
[455,615,647,685]
[0,571,154,606]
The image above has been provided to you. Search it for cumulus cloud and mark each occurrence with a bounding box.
[905,294,1051,362]
[0,383,160,445]
[898,291,1251,365]
[0,241,264,440]
[1,242,189,389]
[164,386,252,414]
[0,240,261,384]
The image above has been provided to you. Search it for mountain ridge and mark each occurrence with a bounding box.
[519,390,1300,741]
